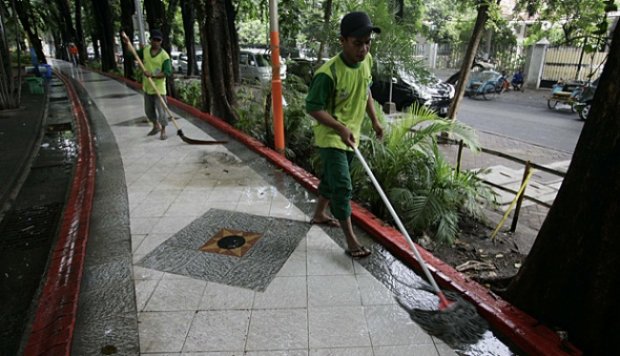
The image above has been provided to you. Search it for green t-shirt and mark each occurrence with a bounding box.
[138,45,172,95]
[305,52,373,150]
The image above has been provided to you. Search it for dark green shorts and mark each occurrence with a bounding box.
[318,147,355,220]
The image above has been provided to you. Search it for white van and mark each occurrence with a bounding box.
[239,48,286,85]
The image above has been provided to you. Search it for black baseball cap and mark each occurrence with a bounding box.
[150,29,163,41]
[340,12,381,38]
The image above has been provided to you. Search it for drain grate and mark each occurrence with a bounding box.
[47,122,73,132]
[49,96,68,102]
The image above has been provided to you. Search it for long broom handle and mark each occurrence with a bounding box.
[353,147,447,301]
[121,31,181,131]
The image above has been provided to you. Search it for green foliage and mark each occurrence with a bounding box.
[233,79,316,171]
[237,19,268,46]
[351,105,495,244]
[174,78,202,109]
[516,0,618,48]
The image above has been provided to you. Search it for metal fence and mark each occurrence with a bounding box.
[542,46,607,83]
[415,42,521,72]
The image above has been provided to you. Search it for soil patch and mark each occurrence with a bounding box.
[423,217,527,293]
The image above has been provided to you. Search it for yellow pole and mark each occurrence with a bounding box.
[491,169,534,241]
[269,0,285,155]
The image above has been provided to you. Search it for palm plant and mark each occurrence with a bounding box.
[352,104,495,244]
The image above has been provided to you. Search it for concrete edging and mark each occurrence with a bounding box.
[23,70,97,356]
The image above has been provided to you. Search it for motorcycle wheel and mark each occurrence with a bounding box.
[482,84,498,100]
[547,99,558,109]
[579,104,590,120]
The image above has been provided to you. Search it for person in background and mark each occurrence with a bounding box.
[68,42,79,67]
[136,29,172,140]
[305,11,384,258]
[512,69,524,91]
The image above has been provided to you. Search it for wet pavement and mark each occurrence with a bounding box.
[0,79,77,354]
[3,62,581,355]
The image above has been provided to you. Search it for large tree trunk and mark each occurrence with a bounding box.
[144,0,165,31]
[505,23,620,354]
[0,0,21,109]
[53,0,77,43]
[446,1,494,121]
[199,0,237,123]
[74,0,86,65]
[120,0,135,78]
[180,0,197,75]
[225,0,239,82]
[91,0,117,71]
[316,0,332,63]
[13,0,46,64]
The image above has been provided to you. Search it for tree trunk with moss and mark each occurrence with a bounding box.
[505,23,620,354]
[198,0,237,123]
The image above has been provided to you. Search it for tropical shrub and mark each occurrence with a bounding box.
[174,78,202,109]
[351,105,496,244]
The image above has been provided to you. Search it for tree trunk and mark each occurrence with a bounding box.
[225,0,239,83]
[13,0,47,64]
[164,0,178,97]
[144,0,165,31]
[446,1,494,122]
[316,0,332,63]
[180,0,197,75]
[120,0,135,78]
[505,23,620,354]
[75,0,86,64]
[0,0,20,109]
[199,0,237,123]
[53,0,77,43]
[91,0,117,71]
[395,0,404,21]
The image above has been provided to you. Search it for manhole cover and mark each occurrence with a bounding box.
[200,228,262,257]
[217,235,246,249]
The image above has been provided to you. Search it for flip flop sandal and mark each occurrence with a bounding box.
[309,218,340,227]
[346,246,371,259]
[147,127,160,136]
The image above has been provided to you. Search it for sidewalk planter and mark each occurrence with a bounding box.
[25,77,44,94]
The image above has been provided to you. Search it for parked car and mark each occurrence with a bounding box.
[171,51,181,71]
[175,53,189,74]
[370,63,455,116]
[239,48,287,85]
[464,70,503,100]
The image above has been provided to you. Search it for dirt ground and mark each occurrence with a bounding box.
[422,217,527,294]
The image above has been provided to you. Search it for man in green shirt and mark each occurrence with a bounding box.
[138,29,172,140]
[305,11,384,258]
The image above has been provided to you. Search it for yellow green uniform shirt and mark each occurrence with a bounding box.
[138,45,172,95]
[305,53,373,151]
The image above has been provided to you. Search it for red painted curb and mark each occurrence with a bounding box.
[110,73,581,355]
[23,71,96,356]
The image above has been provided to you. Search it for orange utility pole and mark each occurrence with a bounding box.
[269,0,285,155]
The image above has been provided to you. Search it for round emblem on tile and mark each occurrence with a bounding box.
[217,235,246,249]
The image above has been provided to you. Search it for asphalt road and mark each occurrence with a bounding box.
[455,90,585,153]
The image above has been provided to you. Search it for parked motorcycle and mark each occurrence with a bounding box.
[573,78,599,120]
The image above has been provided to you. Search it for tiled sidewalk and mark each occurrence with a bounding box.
[62,64,496,355]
